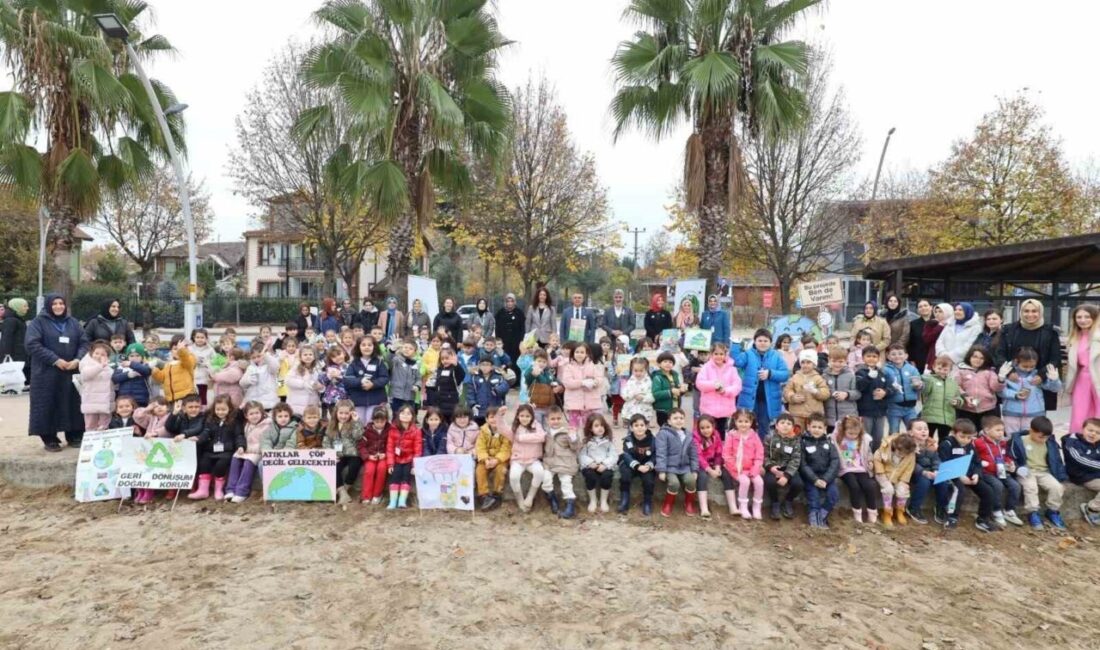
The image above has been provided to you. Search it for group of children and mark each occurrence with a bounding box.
[72,316,1100,531]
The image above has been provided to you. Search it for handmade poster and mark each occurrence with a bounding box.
[413,454,475,511]
[659,328,681,348]
[615,353,633,377]
[408,274,440,325]
[74,428,133,502]
[116,438,197,490]
[568,318,587,342]
[673,278,707,318]
[683,328,713,351]
[934,453,974,484]
[262,450,337,502]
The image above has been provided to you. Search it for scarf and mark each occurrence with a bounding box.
[1019,298,1044,330]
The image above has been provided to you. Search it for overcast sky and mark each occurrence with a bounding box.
[135,0,1100,250]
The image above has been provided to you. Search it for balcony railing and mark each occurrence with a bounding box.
[264,256,326,272]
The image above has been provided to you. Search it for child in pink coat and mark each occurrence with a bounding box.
[694,342,742,439]
[722,408,765,519]
[78,341,115,431]
[560,344,606,430]
[211,347,247,408]
[954,346,1004,429]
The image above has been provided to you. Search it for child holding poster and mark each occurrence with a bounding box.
[324,400,363,505]
[226,401,270,504]
[620,357,656,426]
[386,405,423,510]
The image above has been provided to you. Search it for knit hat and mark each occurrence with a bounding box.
[798,349,818,364]
[124,343,148,358]
[6,297,27,315]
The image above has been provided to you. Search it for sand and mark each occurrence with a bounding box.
[1,481,1097,650]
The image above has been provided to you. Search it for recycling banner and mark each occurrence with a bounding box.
[74,428,134,502]
[116,438,198,491]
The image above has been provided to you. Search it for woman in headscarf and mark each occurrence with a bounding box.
[405,298,431,338]
[996,298,1065,411]
[26,295,88,452]
[699,294,730,346]
[469,298,496,338]
[83,298,135,345]
[880,294,910,351]
[643,293,673,342]
[922,303,952,370]
[851,301,891,349]
[1065,304,1100,433]
[0,297,30,388]
[674,297,697,330]
[907,299,934,373]
[376,296,405,343]
[935,302,983,364]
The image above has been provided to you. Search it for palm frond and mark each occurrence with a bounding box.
[682,51,740,107]
[609,82,689,141]
[71,59,132,110]
[0,143,44,198]
[0,91,33,144]
[418,71,465,133]
[684,132,705,211]
[96,153,128,191]
[55,147,100,214]
[425,147,472,195]
[754,41,809,76]
[291,104,335,144]
[357,159,409,218]
[623,0,688,30]
[377,0,415,25]
[761,0,824,38]
[116,135,153,179]
[752,76,806,137]
[313,0,371,34]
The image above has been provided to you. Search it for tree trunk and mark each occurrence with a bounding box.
[778,278,792,315]
[697,121,731,298]
[49,204,81,298]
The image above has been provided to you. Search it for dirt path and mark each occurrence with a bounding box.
[0,483,1095,650]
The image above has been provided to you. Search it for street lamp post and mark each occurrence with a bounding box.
[94,13,202,338]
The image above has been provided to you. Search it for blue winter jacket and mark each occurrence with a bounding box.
[112,361,152,406]
[468,369,509,417]
[342,356,390,408]
[1009,431,1068,482]
[1000,367,1062,419]
[700,309,731,347]
[732,345,791,418]
[1063,433,1100,484]
[883,361,921,404]
[422,424,449,456]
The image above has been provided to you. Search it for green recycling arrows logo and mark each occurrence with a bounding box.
[144,441,175,470]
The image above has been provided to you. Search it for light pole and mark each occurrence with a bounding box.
[35,207,51,315]
[870,127,896,204]
[94,13,202,337]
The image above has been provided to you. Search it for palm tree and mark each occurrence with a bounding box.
[299,0,511,307]
[610,0,819,294]
[0,0,182,296]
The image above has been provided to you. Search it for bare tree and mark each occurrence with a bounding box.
[227,42,384,299]
[734,53,862,312]
[447,76,616,300]
[94,164,212,295]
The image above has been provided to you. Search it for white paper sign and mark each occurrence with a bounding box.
[116,438,198,490]
[797,278,843,308]
[413,454,475,511]
[74,428,133,502]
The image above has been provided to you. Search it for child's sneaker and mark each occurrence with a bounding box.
[1045,510,1067,530]
[906,507,928,525]
[992,511,1007,530]
[223,491,235,502]
[975,518,995,533]
[1004,510,1024,526]
[230,495,248,504]
[933,507,946,525]
[371,497,383,506]
[1027,511,1044,530]
[944,517,958,530]
[1080,503,1100,527]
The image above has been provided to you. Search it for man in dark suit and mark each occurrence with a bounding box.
[559,292,597,344]
[601,289,636,341]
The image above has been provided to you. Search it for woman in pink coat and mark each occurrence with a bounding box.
[722,408,765,520]
[1066,304,1100,432]
[560,344,607,430]
[694,342,742,438]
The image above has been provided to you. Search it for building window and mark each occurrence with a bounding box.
[258,282,283,298]
[165,259,177,275]
[259,244,288,267]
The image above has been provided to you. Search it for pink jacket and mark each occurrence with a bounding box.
[79,355,114,415]
[446,421,481,454]
[560,360,606,411]
[693,431,724,472]
[695,359,742,418]
[955,365,1004,414]
[722,430,764,477]
[238,417,271,464]
[134,407,168,438]
[285,367,322,415]
[499,416,547,465]
[847,345,864,373]
[211,361,246,408]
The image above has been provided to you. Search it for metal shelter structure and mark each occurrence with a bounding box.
[862,233,1100,328]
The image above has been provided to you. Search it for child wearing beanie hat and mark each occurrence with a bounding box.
[112,343,153,407]
[782,349,831,430]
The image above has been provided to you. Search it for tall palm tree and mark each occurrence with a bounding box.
[0,0,182,295]
[299,0,511,307]
[610,0,819,294]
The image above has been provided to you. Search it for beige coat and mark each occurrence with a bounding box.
[851,315,892,350]
[1066,325,1100,400]
[782,370,831,419]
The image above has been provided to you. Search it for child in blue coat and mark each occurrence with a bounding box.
[112,343,152,407]
[733,329,791,440]
[469,354,509,425]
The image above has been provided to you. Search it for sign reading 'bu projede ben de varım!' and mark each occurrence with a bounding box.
[797,278,844,308]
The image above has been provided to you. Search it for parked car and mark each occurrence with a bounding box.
[457,304,478,326]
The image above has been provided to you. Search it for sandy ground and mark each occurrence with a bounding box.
[1,481,1097,650]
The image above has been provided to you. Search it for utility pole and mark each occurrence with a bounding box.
[627,227,646,278]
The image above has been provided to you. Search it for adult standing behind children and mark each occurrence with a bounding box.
[26,294,89,452]
[468,298,495,338]
[294,303,320,341]
[434,297,465,344]
[643,293,673,343]
[83,298,136,346]
[880,294,910,352]
[495,294,526,368]
[851,301,891,349]
[921,303,952,371]
[376,296,405,344]
[559,292,597,344]
[699,295,730,348]
[406,298,432,338]
[0,297,29,388]
[935,303,983,365]
[525,287,556,347]
[602,289,636,342]
[996,298,1064,412]
[907,299,935,373]
[1065,304,1100,433]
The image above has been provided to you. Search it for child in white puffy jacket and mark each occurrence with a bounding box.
[240,341,280,409]
[620,358,656,426]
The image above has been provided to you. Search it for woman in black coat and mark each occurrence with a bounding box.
[433,297,464,344]
[294,303,320,341]
[643,293,673,342]
[0,297,30,388]
[83,298,135,345]
[995,298,1064,411]
[26,294,89,451]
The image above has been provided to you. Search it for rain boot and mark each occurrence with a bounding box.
[698,490,711,519]
[642,492,653,516]
[165,490,178,501]
[337,485,351,505]
[587,489,598,514]
[808,509,820,528]
[397,484,409,508]
[387,487,399,510]
[545,490,560,515]
[724,490,738,516]
[895,501,908,525]
[853,508,864,524]
[660,492,676,518]
[599,489,610,513]
[133,489,151,505]
[738,498,751,519]
[866,508,879,525]
[617,489,631,514]
[684,490,697,516]
[213,477,226,502]
[188,474,211,500]
[882,507,894,527]
[561,498,577,519]
[751,499,763,520]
